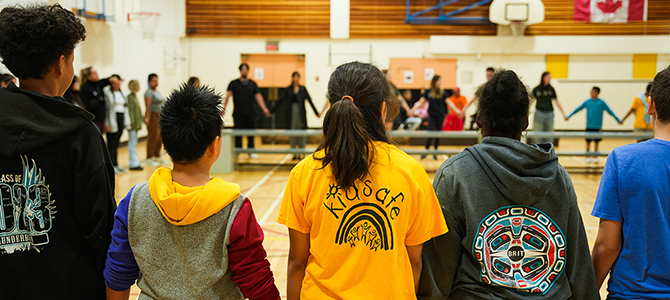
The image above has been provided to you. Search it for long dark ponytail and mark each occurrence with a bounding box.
[315,61,391,189]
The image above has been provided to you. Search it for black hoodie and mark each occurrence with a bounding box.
[419,137,599,300]
[0,83,116,299]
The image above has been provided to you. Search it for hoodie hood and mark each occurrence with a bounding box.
[149,167,241,225]
[466,136,558,206]
[0,83,93,158]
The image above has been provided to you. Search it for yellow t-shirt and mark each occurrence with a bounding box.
[277,142,448,299]
[632,96,652,130]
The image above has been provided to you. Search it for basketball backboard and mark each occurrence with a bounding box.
[489,0,545,25]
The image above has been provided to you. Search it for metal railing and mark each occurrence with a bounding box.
[212,129,654,173]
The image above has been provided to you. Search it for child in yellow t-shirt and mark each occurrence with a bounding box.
[277,61,448,299]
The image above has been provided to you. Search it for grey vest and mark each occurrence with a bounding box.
[128,182,246,300]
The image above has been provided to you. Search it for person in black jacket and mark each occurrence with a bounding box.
[80,66,118,133]
[272,72,319,160]
[0,4,117,299]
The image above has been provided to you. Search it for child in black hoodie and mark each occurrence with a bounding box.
[419,69,599,300]
[0,4,116,299]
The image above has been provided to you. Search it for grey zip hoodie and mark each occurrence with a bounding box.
[418,136,599,300]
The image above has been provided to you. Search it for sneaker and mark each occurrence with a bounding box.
[585,157,592,163]
[420,155,427,160]
[593,156,599,163]
[130,166,144,171]
[113,166,125,175]
[250,153,259,159]
[146,158,160,167]
[157,158,169,165]
[433,155,438,160]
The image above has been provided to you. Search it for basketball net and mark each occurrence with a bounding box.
[510,21,528,37]
[127,12,161,40]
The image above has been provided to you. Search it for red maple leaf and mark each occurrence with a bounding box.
[597,0,623,13]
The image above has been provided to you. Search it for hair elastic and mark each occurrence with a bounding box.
[341,95,354,103]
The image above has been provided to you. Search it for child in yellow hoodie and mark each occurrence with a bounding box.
[103,84,280,300]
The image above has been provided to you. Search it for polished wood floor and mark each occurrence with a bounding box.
[113,137,628,299]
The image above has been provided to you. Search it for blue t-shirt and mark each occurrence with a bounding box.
[567,98,621,129]
[592,139,670,299]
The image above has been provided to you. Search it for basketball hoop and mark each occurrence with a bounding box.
[127,12,161,40]
[510,21,528,37]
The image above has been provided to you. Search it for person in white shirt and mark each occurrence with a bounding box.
[104,74,130,174]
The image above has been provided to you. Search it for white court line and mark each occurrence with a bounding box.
[245,154,292,198]
[259,190,284,225]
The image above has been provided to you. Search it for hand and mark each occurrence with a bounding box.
[457,111,465,119]
[263,108,271,118]
[564,117,568,121]
[104,125,110,133]
[317,112,322,118]
[144,117,149,126]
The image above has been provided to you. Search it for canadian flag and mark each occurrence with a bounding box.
[574,0,648,23]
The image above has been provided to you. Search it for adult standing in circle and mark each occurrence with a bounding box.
[104,74,129,174]
[414,75,448,159]
[80,66,117,133]
[273,71,319,160]
[145,73,166,166]
[187,76,200,88]
[278,61,447,299]
[126,80,143,171]
[223,63,272,159]
[0,73,16,87]
[64,75,84,108]
[531,71,566,144]
[419,69,598,300]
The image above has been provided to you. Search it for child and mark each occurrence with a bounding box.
[419,70,598,299]
[565,86,622,163]
[0,4,115,299]
[278,62,448,299]
[104,84,280,300]
[591,65,670,299]
[126,80,143,171]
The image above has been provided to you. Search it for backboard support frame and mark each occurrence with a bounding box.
[405,0,494,25]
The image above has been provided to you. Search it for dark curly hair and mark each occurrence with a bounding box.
[478,69,530,138]
[0,4,86,80]
[160,83,224,164]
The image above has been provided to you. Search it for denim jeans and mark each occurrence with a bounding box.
[534,110,554,144]
[128,130,140,168]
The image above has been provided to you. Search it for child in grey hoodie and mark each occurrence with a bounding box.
[419,69,599,300]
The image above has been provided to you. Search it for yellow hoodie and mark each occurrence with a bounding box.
[148,167,241,225]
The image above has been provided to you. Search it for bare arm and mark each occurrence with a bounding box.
[399,95,412,116]
[407,244,424,294]
[144,96,152,126]
[223,90,232,116]
[621,108,635,123]
[106,287,130,300]
[255,92,271,118]
[592,219,623,288]
[318,100,330,118]
[287,229,310,300]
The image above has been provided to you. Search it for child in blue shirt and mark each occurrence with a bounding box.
[565,86,622,163]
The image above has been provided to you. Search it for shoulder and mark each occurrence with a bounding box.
[384,144,424,170]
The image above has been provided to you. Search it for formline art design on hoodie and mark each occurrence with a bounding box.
[326,181,401,251]
[473,205,566,295]
[0,156,55,254]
